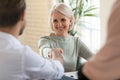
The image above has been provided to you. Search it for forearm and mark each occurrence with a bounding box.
[78,55,120,80]
[79,41,93,59]
[39,48,51,57]
[38,37,51,57]
[80,48,93,60]
[25,51,64,79]
[52,56,63,65]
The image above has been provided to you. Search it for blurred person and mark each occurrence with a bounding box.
[78,0,120,80]
[0,0,64,80]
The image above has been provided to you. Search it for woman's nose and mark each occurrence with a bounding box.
[58,22,62,27]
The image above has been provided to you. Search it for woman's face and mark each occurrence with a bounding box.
[51,11,72,36]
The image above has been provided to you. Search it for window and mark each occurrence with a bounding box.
[79,0,100,53]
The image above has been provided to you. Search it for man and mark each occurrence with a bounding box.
[0,0,64,80]
[78,0,120,80]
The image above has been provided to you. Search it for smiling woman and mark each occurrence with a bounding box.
[55,0,100,53]
[38,3,93,72]
[50,7,73,36]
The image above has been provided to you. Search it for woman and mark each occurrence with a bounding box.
[38,3,92,72]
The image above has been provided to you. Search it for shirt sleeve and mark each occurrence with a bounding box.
[23,46,64,80]
[38,37,51,57]
[77,38,93,59]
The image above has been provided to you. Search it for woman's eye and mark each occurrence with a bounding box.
[61,18,66,22]
[53,19,58,23]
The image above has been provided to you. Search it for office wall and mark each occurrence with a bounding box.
[19,0,54,53]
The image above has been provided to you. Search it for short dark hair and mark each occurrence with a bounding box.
[0,0,26,28]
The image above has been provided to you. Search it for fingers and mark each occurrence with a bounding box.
[59,48,63,54]
[51,48,63,54]
[50,48,63,58]
[54,48,63,53]
[48,52,52,58]
[48,48,63,64]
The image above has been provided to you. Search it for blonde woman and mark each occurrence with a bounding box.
[38,3,92,72]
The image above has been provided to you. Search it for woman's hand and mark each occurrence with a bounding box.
[48,48,63,64]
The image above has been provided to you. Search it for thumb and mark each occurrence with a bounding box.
[59,49,63,54]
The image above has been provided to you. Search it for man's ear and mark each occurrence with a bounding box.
[20,10,26,21]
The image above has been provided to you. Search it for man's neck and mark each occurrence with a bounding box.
[0,26,19,38]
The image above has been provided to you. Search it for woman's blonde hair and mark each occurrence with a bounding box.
[49,3,74,31]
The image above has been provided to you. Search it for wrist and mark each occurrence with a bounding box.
[53,57,63,65]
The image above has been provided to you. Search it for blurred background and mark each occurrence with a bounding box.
[19,0,115,53]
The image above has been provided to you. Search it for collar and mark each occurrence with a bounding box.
[0,32,21,46]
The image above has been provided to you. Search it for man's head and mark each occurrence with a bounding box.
[0,0,26,35]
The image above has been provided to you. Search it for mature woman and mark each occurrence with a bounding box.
[38,3,92,72]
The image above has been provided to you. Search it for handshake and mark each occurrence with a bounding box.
[48,48,63,64]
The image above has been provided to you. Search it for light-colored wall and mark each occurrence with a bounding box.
[19,0,53,53]
[19,0,116,53]
[100,0,115,46]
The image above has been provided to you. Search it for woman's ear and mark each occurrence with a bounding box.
[69,16,73,25]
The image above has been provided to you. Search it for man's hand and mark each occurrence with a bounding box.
[48,48,63,64]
